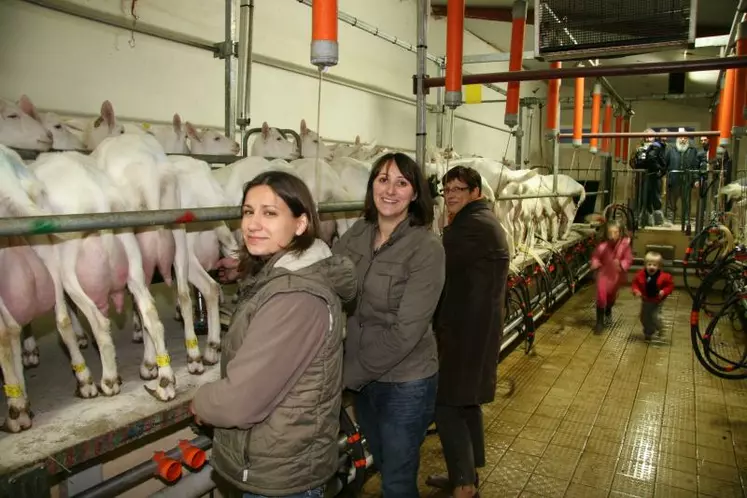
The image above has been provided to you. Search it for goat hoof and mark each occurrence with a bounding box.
[187,357,205,375]
[139,362,158,381]
[76,380,99,399]
[144,379,176,402]
[100,377,121,396]
[22,349,40,369]
[77,336,89,349]
[203,344,220,366]
[132,329,144,344]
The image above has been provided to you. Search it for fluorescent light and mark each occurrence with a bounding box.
[688,70,720,84]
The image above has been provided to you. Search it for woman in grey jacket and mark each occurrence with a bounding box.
[333,153,446,497]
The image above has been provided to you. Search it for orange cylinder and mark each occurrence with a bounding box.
[734,22,747,128]
[614,113,623,162]
[545,61,562,134]
[504,0,528,127]
[720,69,736,147]
[601,98,613,156]
[622,116,631,164]
[445,0,466,108]
[572,78,584,148]
[589,82,602,154]
[311,0,338,68]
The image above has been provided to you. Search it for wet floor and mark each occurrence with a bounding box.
[361,285,747,497]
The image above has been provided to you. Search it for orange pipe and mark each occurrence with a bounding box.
[622,116,631,164]
[734,22,747,128]
[504,0,528,127]
[546,61,562,133]
[572,78,584,148]
[445,0,465,107]
[311,0,338,68]
[153,451,182,483]
[601,99,613,156]
[589,82,602,154]
[614,113,623,162]
[720,69,736,147]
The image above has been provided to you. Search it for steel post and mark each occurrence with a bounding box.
[415,0,428,173]
[224,0,237,139]
[236,0,255,148]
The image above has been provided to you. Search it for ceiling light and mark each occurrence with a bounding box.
[688,70,720,84]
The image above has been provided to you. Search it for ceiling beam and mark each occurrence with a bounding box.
[430,5,728,39]
[431,5,535,24]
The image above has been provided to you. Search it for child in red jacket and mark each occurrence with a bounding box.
[590,219,633,333]
[632,251,675,340]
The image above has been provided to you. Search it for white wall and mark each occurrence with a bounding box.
[0,0,545,161]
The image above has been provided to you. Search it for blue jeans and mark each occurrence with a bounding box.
[355,373,438,498]
[242,486,324,498]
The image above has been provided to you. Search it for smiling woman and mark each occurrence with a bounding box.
[190,170,358,498]
[332,152,446,496]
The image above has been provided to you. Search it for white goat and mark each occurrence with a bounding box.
[89,134,193,386]
[0,145,96,432]
[65,100,125,150]
[250,122,299,160]
[0,97,52,151]
[186,121,240,156]
[16,95,84,151]
[141,114,189,155]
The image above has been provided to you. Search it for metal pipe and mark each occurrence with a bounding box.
[20,0,219,52]
[496,190,607,201]
[558,131,720,139]
[416,0,428,172]
[72,436,212,498]
[436,65,445,148]
[423,56,747,88]
[559,92,715,104]
[224,0,237,139]
[710,0,747,109]
[0,202,366,237]
[515,105,523,165]
[236,0,255,146]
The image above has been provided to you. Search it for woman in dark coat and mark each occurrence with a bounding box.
[429,165,510,498]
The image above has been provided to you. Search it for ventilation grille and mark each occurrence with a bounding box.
[535,0,696,61]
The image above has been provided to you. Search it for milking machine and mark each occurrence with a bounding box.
[690,244,747,380]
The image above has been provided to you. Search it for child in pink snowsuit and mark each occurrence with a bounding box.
[590,220,633,332]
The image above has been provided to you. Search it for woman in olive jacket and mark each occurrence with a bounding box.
[333,152,445,497]
[190,172,357,498]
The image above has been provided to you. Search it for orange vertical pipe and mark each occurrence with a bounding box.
[310,0,338,68]
[589,82,602,154]
[573,78,584,148]
[720,69,736,147]
[734,22,747,128]
[445,0,465,108]
[545,61,562,134]
[614,112,623,162]
[504,0,528,127]
[601,98,613,156]
[622,116,631,164]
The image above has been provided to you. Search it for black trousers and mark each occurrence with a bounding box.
[434,404,485,487]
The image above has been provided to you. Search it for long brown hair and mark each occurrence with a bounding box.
[362,152,434,227]
[237,171,321,277]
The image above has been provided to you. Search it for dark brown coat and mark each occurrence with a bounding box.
[435,199,510,406]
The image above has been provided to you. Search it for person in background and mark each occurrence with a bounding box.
[190,171,357,498]
[665,132,700,227]
[425,166,509,498]
[590,219,633,333]
[632,251,674,341]
[634,129,667,227]
[332,152,445,497]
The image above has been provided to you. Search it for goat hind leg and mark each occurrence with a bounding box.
[20,326,39,368]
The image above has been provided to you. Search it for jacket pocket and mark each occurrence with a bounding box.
[373,264,408,313]
[213,427,251,481]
